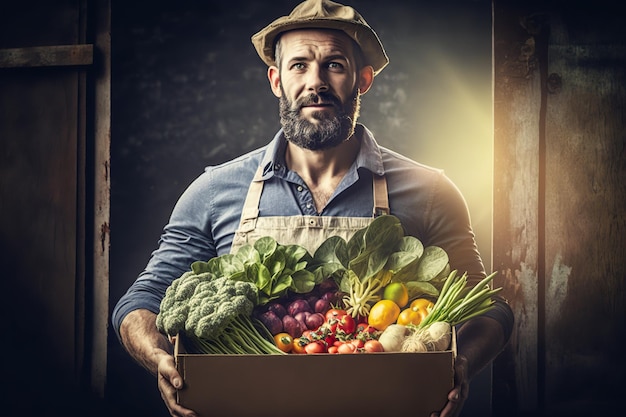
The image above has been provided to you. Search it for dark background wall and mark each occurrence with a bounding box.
[108,1,493,415]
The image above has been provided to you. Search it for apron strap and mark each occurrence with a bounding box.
[373,174,390,217]
[237,165,265,232]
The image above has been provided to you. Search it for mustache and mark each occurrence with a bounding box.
[292,92,342,110]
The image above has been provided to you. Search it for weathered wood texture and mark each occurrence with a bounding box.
[0,0,110,415]
[0,44,93,68]
[493,1,626,415]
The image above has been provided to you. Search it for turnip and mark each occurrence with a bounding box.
[401,321,451,352]
[314,298,330,313]
[282,315,302,338]
[377,324,408,352]
[267,302,288,319]
[259,310,283,336]
[306,312,325,330]
[294,311,311,332]
[288,299,312,316]
[427,321,452,351]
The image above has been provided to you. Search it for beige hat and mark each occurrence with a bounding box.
[251,0,389,76]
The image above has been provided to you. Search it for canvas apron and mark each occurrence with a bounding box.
[231,165,390,254]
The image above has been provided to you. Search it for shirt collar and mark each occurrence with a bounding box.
[259,123,386,180]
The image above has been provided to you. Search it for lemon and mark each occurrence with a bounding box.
[368,299,401,331]
[383,282,409,308]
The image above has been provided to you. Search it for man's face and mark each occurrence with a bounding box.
[273,29,362,150]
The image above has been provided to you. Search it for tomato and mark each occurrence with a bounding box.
[325,308,347,323]
[337,342,357,354]
[337,314,356,335]
[292,337,309,354]
[350,338,364,349]
[363,340,384,353]
[327,345,339,354]
[273,332,294,353]
[304,340,327,354]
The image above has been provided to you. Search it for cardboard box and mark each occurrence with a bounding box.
[174,329,456,417]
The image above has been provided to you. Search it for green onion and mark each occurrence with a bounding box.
[416,270,500,329]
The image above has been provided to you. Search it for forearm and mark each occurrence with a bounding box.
[119,308,174,376]
[455,315,506,379]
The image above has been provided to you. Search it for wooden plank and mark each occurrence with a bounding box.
[0,44,93,68]
[492,2,542,414]
[0,70,79,404]
[90,0,111,397]
[543,39,626,413]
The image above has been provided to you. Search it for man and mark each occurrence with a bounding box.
[112,1,513,416]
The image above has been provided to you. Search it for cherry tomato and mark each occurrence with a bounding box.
[292,337,309,354]
[337,342,357,354]
[273,332,294,353]
[325,308,347,322]
[350,338,364,349]
[355,322,368,333]
[304,340,327,354]
[363,340,384,353]
[337,314,356,335]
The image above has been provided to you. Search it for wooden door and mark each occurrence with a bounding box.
[0,0,110,415]
[492,1,626,415]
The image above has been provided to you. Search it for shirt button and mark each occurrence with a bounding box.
[297,185,304,192]
[306,203,312,209]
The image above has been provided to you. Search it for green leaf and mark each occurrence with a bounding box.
[312,235,348,267]
[266,247,286,278]
[254,236,278,262]
[406,281,440,299]
[362,215,403,251]
[416,246,449,281]
[385,250,420,278]
[346,227,366,261]
[312,262,344,284]
[247,263,272,295]
[283,244,311,266]
[190,260,211,275]
[235,245,261,265]
[211,254,245,278]
[271,274,293,296]
[398,236,424,258]
[290,269,317,293]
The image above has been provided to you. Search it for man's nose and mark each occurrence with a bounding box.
[307,67,329,93]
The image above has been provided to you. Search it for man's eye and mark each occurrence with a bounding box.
[291,62,305,70]
[327,62,344,70]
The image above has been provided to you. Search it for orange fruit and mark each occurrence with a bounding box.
[383,282,409,308]
[368,299,401,331]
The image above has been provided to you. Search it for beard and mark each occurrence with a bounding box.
[279,86,361,151]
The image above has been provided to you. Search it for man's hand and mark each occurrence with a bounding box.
[430,354,469,417]
[156,353,197,417]
[119,309,198,417]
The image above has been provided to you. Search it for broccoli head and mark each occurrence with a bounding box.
[155,270,214,336]
[185,277,258,340]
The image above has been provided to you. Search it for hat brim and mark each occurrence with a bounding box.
[251,18,389,76]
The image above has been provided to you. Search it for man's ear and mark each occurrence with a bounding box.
[358,65,375,95]
[268,66,282,98]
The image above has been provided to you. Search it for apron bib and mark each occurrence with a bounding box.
[231,165,390,255]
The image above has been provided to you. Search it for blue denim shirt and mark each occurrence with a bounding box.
[112,124,489,340]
